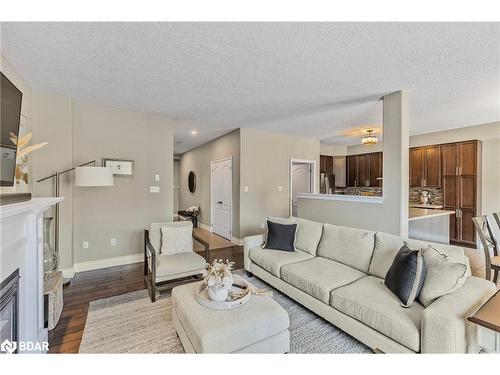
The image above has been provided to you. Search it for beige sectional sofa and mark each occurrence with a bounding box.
[243,217,496,353]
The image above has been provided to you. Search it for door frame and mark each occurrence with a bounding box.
[210,156,233,239]
[289,158,317,217]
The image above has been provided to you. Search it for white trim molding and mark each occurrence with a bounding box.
[62,253,144,278]
[289,158,318,216]
[199,222,242,246]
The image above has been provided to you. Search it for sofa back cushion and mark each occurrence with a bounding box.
[317,224,375,273]
[294,218,323,256]
[369,232,470,279]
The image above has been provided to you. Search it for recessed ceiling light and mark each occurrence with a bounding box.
[190,130,198,135]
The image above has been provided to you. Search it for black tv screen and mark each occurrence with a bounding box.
[1,72,23,187]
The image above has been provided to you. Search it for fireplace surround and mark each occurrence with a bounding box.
[0,269,20,353]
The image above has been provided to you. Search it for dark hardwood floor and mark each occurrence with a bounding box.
[49,245,243,353]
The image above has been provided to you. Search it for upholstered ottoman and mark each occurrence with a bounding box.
[172,281,290,353]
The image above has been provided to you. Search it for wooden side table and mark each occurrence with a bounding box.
[468,290,500,353]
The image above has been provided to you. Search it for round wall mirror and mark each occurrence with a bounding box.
[188,171,197,193]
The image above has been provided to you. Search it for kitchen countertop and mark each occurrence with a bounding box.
[409,204,444,209]
[408,207,454,221]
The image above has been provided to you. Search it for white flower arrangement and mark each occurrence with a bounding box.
[203,259,235,289]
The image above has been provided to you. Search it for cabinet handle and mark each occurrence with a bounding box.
[459,167,462,176]
[456,167,459,176]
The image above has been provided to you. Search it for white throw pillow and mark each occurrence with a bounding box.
[418,245,468,307]
[160,225,193,256]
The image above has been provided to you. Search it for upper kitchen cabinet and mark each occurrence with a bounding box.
[346,152,382,187]
[441,140,479,247]
[320,155,334,174]
[369,152,383,187]
[409,145,441,187]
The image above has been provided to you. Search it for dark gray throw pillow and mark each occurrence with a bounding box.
[264,221,297,252]
[384,244,427,307]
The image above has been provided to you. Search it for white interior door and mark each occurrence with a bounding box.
[211,158,232,239]
[291,163,312,217]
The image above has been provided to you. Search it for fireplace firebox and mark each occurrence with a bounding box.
[0,269,20,354]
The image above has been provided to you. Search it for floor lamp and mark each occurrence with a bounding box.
[37,160,114,281]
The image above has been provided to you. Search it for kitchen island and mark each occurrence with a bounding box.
[409,208,455,244]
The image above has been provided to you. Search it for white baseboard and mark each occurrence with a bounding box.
[199,222,211,231]
[60,267,75,279]
[60,253,143,279]
[198,223,242,246]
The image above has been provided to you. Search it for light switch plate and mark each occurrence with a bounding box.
[83,241,89,249]
[150,186,160,193]
[278,186,283,192]
[155,174,160,181]
[110,238,116,247]
[244,186,249,192]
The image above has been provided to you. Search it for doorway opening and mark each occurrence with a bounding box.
[289,159,316,217]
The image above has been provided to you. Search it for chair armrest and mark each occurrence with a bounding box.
[144,229,157,276]
[243,234,264,271]
[193,232,209,262]
[421,276,496,353]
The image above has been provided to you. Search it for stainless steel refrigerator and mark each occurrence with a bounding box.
[320,173,335,194]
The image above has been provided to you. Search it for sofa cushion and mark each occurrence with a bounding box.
[418,245,469,307]
[317,224,375,273]
[281,257,366,304]
[294,218,323,256]
[369,232,470,279]
[248,246,312,277]
[156,252,206,279]
[330,276,424,352]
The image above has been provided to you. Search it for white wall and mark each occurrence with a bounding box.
[240,128,320,237]
[30,91,175,271]
[320,143,347,156]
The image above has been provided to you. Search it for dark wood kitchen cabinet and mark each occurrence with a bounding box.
[409,145,441,187]
[346,155,356,187]
[441,140,478,246]
[320,155,334,174]
[369,152,383,187]
[346,152,382,187]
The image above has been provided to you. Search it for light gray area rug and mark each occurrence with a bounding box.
[79,273,371,354]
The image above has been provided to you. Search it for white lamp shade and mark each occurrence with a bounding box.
[75,166,114,187]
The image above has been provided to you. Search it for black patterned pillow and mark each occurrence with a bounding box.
[384,244,427,307]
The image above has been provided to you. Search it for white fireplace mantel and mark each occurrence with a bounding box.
[0,197,63,353]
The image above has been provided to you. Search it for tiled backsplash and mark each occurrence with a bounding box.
[344,187,383,196]
[409,187,443,205]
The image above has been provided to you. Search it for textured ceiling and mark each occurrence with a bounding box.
[1,22,499,153]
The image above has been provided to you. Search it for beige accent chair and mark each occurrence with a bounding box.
[144,221,208,302]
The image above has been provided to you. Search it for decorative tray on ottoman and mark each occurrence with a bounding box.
[196,274,253,310]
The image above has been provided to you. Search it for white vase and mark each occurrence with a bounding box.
[208,285,229,302]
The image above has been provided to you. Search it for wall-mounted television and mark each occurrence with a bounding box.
[1,72,23,187]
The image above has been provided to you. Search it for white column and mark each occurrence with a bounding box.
[382,91,410,238]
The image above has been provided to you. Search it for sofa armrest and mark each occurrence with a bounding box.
[421,276,496,353]
[243,234,264,271]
